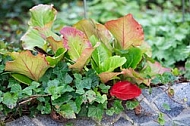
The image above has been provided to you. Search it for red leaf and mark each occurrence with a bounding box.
[105,14,144,49]
[110,81,141,100]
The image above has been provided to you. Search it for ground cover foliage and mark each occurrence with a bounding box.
[0,0,189,125]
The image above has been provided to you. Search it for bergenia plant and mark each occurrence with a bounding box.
[2,4,171,122]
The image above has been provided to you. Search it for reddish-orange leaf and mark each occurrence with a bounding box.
[110,81,141,100]
[98,72,123,83]
[105,14,144,49]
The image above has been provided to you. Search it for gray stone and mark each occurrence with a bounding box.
[6,116,36,126]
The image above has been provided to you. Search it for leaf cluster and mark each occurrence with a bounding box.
[0,4,177,124]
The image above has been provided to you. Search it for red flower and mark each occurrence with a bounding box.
[110,81,141,100]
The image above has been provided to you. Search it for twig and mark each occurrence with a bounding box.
[83,0,87,19]
[18,94,51,105]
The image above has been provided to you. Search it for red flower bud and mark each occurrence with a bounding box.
[110,81,141,100]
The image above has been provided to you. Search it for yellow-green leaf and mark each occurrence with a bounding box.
[5,51,50,81]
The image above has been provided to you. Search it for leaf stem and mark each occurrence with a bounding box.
[83,0,87,19]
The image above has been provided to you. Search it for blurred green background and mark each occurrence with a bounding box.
[0,0,190,76]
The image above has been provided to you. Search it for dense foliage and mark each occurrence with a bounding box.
[0,4,176,124]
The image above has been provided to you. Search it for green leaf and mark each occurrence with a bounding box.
[60,27,91,61]
[157,113,165,126]
[74,74,93,94]
[90,36,111,70]
[29,4,57,28]
[162,103,171,111]
[8,81,22,93]
[69,47,96,71]
[126,100,139,110]
[113,99,124,114]
[85,69,100,88]
[45,79,74,100]
[11,73,32,85]
[0,64,4,73]
[52,94,73,108]
[75,77,92,90]
[99,83,111,93]
[106,107,115,116]
[75,96,83,114]
[0,91,3,102]
[52,61,70,80]
[46,48,66,67]
[3,92,18,109]
[83,90,96,103]
[88,104,104,122]
[95,93,107,104]
[58,104,76,119]
[185,59,190,79]
[122,47,143,69]
[21,28,47,50]
[22,81,40,96]
[99,56,126,73]
[37,102,51,114]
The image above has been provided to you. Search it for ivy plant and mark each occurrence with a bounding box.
[0,4,173,124]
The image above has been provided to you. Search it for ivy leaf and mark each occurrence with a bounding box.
[106,107,115,116]
[88,104,104,122]
[99,56,126,73]
[105,14,144,49]
[85,69,100,88]
[126,100,139,110]
[5,51,50,81]
[22,81,40,96]
[74,74,92,94]
[99,83,111,93]
[58,104,76,119]
[3,92,18,109]
[74,19,113,51]
[83,90,96,103]
[37,101,51,114]
[185,59,190,79]
[95,93,107,104]
[8,79,22,93]
[45,79,74,100]
[121,47,143,69]
[75,96,83,114]
[52,94,73,108]
[113,99,124,114]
